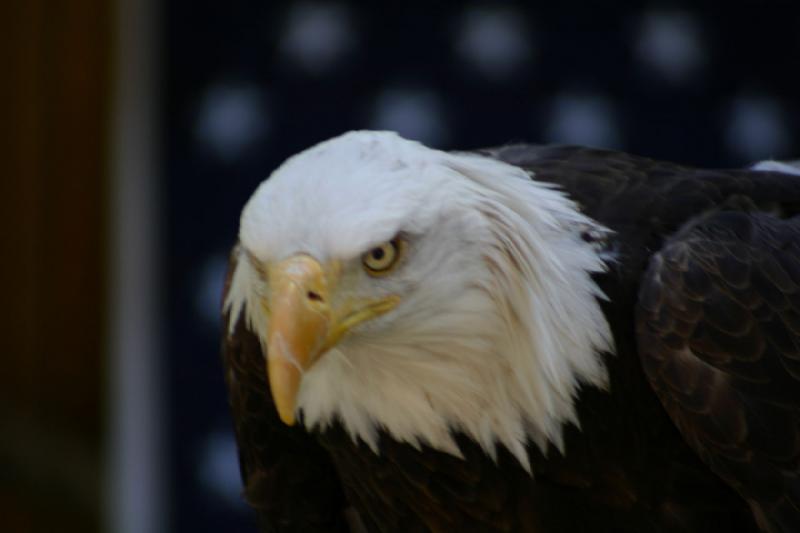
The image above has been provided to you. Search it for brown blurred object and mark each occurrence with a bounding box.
[1,0,112,531]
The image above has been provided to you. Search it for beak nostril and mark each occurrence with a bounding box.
[307,290,323,302]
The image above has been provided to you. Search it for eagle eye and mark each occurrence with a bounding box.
[362,237,404,275]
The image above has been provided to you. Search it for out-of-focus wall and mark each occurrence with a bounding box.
[2,1,111,532]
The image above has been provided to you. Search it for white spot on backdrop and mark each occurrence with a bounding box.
[370,88,448,146]
[194,254,228,328]
[726,96,789,161]
[635,10,707,84]
[279,2,354,74]
[196,430,247,509]
[195,84,269,162]
[545,93,622,149]
[454,6,532,80]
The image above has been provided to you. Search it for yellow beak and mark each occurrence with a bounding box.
[265,254,399,426]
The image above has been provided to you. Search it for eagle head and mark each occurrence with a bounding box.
[224,131,614,469]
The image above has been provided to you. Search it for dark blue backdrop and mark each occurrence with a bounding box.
[165,2,800,531]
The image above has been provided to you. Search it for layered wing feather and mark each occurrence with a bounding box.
[637,211,800,533]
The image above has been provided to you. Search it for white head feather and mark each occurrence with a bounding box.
[225,131,615,470]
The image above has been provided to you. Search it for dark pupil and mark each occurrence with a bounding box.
[371,247,385,261]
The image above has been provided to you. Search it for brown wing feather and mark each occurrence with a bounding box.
[221,247,351,532]
[637,211,800,533]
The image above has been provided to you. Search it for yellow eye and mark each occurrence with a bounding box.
[362,238,404,275]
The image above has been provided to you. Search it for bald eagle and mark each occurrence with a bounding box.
[222,131,800,532]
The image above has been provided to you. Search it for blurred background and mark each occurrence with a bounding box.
[5,0,800,532]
